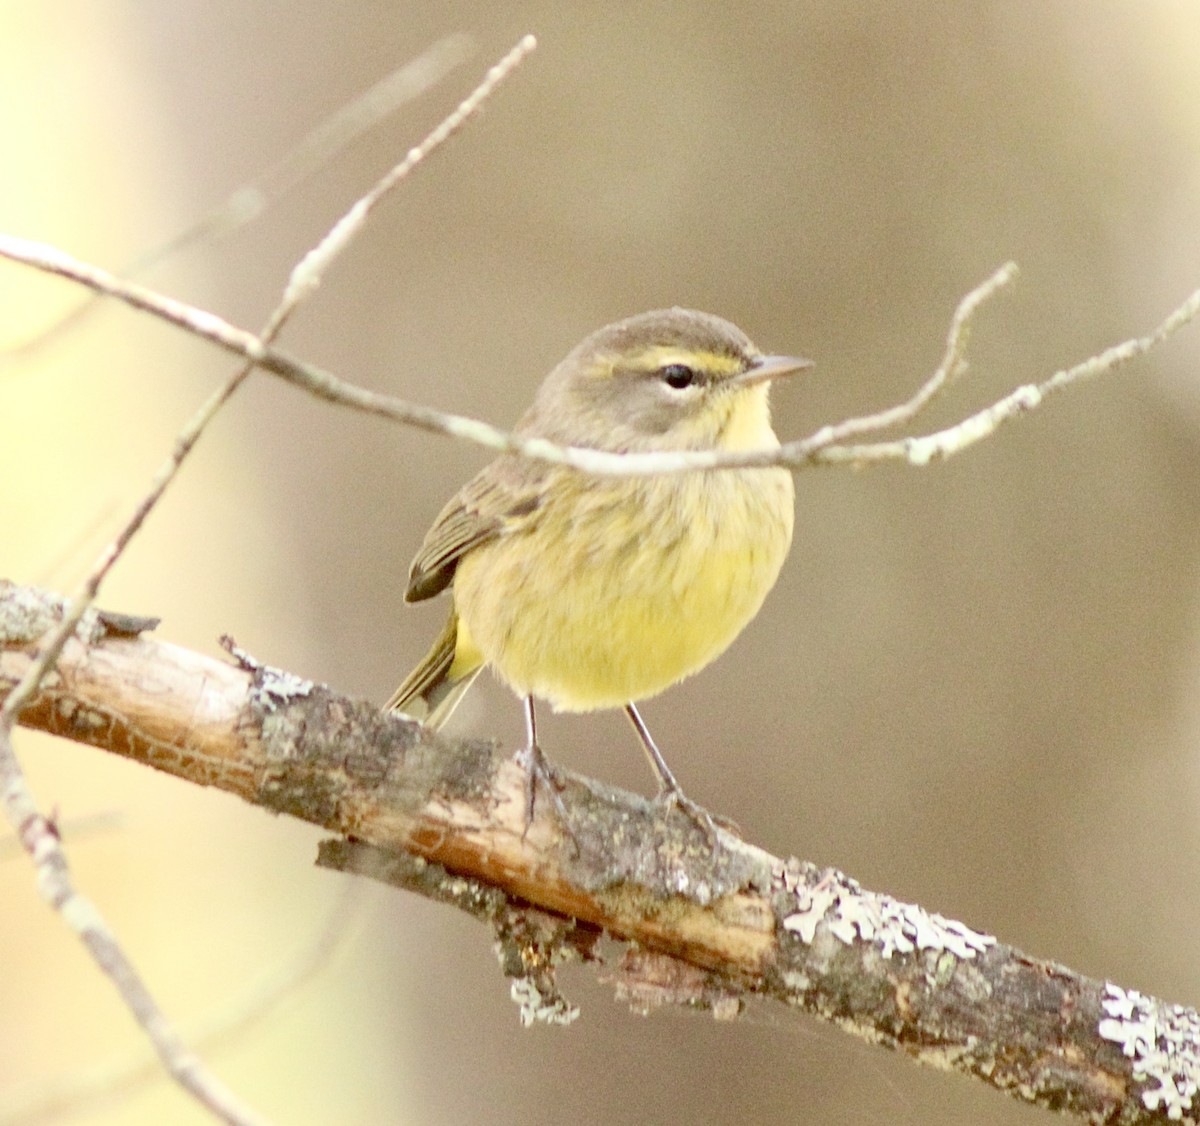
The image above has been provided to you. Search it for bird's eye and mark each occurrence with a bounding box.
[659,363,696,390]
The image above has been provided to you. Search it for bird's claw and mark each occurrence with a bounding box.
[653,786,738,843]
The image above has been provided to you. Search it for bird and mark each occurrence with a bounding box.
[387,307,810,835]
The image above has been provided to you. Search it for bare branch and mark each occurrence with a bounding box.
[0,34,1194,1121]
[0,33,475,363]
[0,723,267,1125]
[794,260,1019,451]
[0,498,268,1126]
[0,34,538,1124]
[153,32,476,261]
[283,33,537,309]
[0,808,124,861]
[0,883,363,1125]
[2,578,1194,1123]
[810,282,1200,467]
[3,235,1196,479]
[0,29,541,717]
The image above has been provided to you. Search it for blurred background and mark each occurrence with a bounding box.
[3,2,1200,1123]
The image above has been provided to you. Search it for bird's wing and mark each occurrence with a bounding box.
[405,456,547,602]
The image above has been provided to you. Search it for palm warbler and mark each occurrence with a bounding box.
[387,307,810,830]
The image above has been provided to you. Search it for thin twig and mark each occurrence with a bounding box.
[0,883,364,1126]
[791,261,1018,452]
[0,721,269,1126]
[813,281,1200,468]
[0,34,475,364]
[154,32,475,259]
[1,29,540,711]
[4,235,1197,479]
[0,34,538,1124]
[283,34,537,309]
[0,808,124,861]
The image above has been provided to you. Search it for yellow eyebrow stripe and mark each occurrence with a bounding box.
[625,346,745,375]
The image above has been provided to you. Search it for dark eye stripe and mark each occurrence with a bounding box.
[660,363,696,390]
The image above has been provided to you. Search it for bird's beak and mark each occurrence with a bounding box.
[737,353,815,388]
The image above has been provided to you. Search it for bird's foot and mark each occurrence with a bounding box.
[654,785,740,844]
[514,741,573,842]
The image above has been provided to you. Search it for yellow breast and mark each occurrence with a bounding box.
[452,462,794,712]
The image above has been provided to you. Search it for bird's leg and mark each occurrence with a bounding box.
[515,696,569,836]
[624,704,725,841]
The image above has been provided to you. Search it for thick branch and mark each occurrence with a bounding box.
[2,579,1195,1123]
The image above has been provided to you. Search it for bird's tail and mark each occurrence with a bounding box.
[385,609,481,730]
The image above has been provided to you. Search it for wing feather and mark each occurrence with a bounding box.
[405,456,547,602]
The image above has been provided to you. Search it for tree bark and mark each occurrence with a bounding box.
[2,577,1195,1123]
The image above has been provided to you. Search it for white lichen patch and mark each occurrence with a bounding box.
[0,582,58,643]
[780,867,995,961]
[222,636,313,706]
[511,977,579,1027]
[1099,982,1200,1119]
[255,667,315,709]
